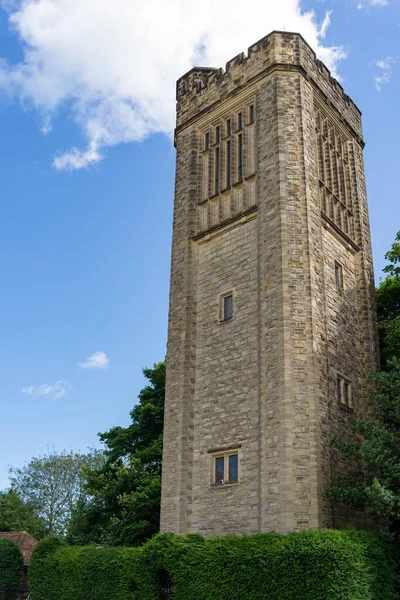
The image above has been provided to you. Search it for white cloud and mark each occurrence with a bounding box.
[357,0,388,8]
[319,10,332,39]
[0,0,345,170]
[78,351,110,370]
[22,380,69,399]
[372,56,397,91]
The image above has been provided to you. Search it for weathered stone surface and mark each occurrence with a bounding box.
[160,31,378,536]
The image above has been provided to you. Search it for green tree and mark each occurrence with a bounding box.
[9,449,102,536]
[376,231,400,367]
[326,233,400,532]
[327,360,400,532]
[67,361,165,546]
[0,539,24,594]
[0,489,46,539]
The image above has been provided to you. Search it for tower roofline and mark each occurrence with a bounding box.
[176,31,363,143]
[178,31,358,110]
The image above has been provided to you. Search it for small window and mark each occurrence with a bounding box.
[337,375,352,408]
[337,376,342,405]
[228,454,238,482]
[215,125,220,143]
[344,381,351,407]
[238,112,243,130]
[249,104,254,123]
[238,133,243,181]
[215,146,220,194]
[226,140,231,188]
[213,452,239,484]
[215,456,224,484]
[335,261,343,292]
[223,294,233,320]
[226,118,231,137]
[205,132,210,150]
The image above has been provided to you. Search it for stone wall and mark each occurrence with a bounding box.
[191,217,259,535]
[160,31,378,536]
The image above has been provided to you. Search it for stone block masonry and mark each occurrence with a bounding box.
[161,31,378,536]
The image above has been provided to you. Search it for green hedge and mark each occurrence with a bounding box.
[30,529,398,600]
[0,538,24,594]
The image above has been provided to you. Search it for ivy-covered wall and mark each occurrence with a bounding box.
[29,530,398,600]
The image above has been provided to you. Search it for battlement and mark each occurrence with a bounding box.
[176,31,363,141]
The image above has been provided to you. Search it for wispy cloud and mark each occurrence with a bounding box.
[372,56,397,91]
[78,351,110,370]
[0,1,345,171]
[357,0,389,8]
[319,10,332,39]
[22,380,69,399]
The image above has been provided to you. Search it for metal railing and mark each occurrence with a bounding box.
[159,570,174,599]
[3,588,30,600]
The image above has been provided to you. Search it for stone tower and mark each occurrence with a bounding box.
[160,31,378,536]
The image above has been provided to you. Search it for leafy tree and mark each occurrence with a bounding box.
[9,449,102,536]
[327,361,400,532]
[0,489,46,539]
[0,539,24,594]
[326,232,400,532]
[376,231,400,367]
[67,361,165,546]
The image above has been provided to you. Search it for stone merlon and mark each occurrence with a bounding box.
[176,31,363,144]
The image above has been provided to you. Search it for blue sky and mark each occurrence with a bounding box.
[0,0,399,490]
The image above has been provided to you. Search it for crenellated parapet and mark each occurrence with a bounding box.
[176,31,363,143]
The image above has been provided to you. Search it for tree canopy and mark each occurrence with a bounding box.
[9,449,102,536]
[327,232,400,532]
[376,231,400,367]
[0,489,46,539]
[67,361,165,546]
[327,360,400,531]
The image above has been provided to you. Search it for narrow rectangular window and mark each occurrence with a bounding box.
[249,104,254,123]
[215,147,220,194]
[337,376,342,404]
[223,295,233,320]
[226,140,231,188]
[205,132,210,150]
[335,262,343,292]
[215,457,224,484]
[344,382,351,408]
[238,112,243,130]
[226,118,231,137]
[238,134,243,181]
[228,454,238,482]
[215,125,220,143]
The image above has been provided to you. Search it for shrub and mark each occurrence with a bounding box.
[29,537,65,599]
[30,529,398,600]
[0,539,24,594]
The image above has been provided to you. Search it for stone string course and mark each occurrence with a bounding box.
[161,31,378,536]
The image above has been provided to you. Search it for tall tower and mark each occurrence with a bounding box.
[160,31,378,536]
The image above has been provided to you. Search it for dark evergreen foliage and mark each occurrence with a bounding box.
[30,530,397,600]
[0,539,24,594]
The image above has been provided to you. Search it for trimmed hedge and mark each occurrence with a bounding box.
[0,538,24,594]
[30,529,398,600]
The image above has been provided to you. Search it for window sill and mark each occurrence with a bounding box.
[338,404,354,414]
[219,316,233,324]
[210,481,239,488]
